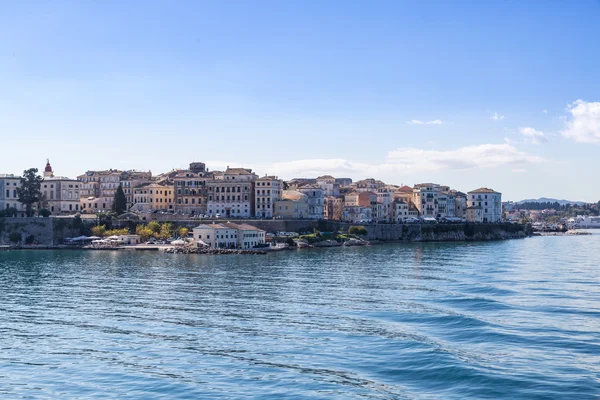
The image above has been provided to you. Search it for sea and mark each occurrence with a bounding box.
[1,233,599,399]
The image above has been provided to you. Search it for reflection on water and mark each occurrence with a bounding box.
[1,235,599,399]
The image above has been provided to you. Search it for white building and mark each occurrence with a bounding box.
[393,200,409,223]
[206,167,257,218]
[376,187,394,222]
[467,188,502,222]
[296,185,325,219]
[413,183,441,217]
[0,174,26,216]
[193,222,265,249]
[41,160,81,214]
[254,176,283,218]
[316,175,340,197]
[193,223,239,248]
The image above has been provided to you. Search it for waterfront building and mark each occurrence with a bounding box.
[173,163,213,216]
[132,182,174,212]
[296,184,325,219]
[206,167,257,218]
[376,187,394,222]
[393,199,409,223]
[254,176,283,218]
[454,192,467,219]
[120,170,153,210]
[344,192,360,207]
[413,183,441,217]
[287,178,317,189]
[467,188,502,222]
[324,196,344,220]
[0,174,26,216]
[193,222,265,249]
[335,178,353,187]
[316,175,340,197]
[77,169,123,211]
[358,192,378,221]
[353,178,385,193]
[466,205,484,222]
[39,160,81,214]
[274,190,309,219]
[193,223,239,249]
[342,205,372,223]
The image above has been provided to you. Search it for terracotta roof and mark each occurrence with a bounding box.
[225,168,254,175]
[396,185,413,193]
[221,222,265,232]
[469,187,500,194]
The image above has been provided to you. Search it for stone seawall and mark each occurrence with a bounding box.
[0,217,528,245]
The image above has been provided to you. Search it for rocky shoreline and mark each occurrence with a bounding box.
[162,247,268,255]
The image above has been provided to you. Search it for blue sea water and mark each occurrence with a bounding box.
[0,234,599,399]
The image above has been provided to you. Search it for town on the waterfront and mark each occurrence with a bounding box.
[0,159,596,249]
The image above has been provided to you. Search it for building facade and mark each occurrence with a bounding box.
[274,190,309,219]
[467,188,502,222]
[193,222,265,249]
[206,167,257,218]
[296,185,325,219]
[132,182,174,212]
[254,176,283,218]
[0,174,26,216]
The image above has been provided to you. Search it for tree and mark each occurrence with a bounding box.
[177,227,189,238]
[38,208,51,218]
[16,168,43,217]
[113,185,127,215]
[136,224,154,241]
[159,222,174,240]
[91,225,106,237]
[0,207,18,218]
[147,221,161,234]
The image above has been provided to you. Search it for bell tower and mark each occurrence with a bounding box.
[44,159,54,178]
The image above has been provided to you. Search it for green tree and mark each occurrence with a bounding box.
[91,225,106,237]
[136,224,154,241]
[16,168,43,217]
[0,207,18,218]
[38,208,51,218]
[147,220,161,234]
[177,227,189,238]
[112,185,127,215]
[159,222,174,240]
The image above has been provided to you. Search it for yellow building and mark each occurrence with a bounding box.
[132,182,174,212]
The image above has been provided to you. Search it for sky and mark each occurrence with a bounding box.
[1,0,600,202]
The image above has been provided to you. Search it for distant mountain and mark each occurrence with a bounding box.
[517,198,587,206]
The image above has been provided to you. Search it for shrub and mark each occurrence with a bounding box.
[38,209,51,218]
[91,225,106,237]
[8,232,21,243]
[348,226,368,236]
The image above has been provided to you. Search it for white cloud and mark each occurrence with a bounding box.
[519,127,548,144]
[207,144,544,179]
[561,100,600,143]
[512,168,527,173]
[491,112,505,121]
[504,137,515,145]
[543,109,548,114]
[407,119,444,125]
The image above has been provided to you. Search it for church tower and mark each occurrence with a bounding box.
[44,159,54,178]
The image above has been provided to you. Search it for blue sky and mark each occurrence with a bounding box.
[1,0,600,201]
